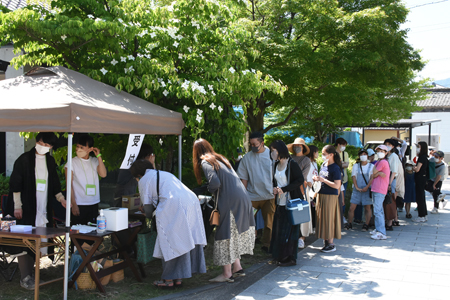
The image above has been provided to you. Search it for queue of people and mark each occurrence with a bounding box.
[6,132,447,291]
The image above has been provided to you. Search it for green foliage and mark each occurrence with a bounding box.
[0,0,284,172]
[239,0,429,139]
[0,173,9,195]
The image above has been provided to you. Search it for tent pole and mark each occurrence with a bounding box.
[63,133,73,300]
[178,135,182,180]
[428,123,432,145]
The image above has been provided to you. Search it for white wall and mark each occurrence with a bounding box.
[411,112,450,160]
[0,45,25,79]
[1,45,26,175]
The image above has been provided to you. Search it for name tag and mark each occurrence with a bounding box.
[36,179,47,192]
[86,184,96,196]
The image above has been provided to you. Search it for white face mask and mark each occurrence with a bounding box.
[360,155,368,162]
[322,154,328,162]
[386,145,392,151]
[340,146,346,152]
[271,151,278,161]
[377,152,385,159]
[406,166,413,171]
[416,148,421,154]
[397,147,401,151]
[35,143,50,155]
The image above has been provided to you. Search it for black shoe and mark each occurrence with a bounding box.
[344,223,352,230]
[392,221,400,226]
[278,259,296,267]
[362,224,369,232]
[321,244,336,253]
[406,213,412,219]
[261,246,269,253]
[386,225,393,231]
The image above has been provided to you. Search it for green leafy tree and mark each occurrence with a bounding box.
[0,0,284,173]
[237,0,428,140]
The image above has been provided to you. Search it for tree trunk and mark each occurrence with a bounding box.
[245,102,265,133]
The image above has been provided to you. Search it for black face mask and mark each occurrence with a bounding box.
[251,144,261,153]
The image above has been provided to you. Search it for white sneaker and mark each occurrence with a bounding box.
[431,208,439,214]
[412,217,427,223]
[369,229,377,235]
[298,238,305,249]
[443,200,448,208]
[371,232,387,240]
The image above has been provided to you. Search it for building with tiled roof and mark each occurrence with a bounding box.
[417,84,450,112]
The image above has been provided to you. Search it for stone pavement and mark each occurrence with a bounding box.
[234,179,450,300]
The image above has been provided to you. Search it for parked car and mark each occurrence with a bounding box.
[363,141,384,150]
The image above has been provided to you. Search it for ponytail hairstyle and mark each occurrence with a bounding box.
[193,138,232,185]
[323,145,343,170]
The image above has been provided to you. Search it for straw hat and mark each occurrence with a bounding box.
[287,138,310,155]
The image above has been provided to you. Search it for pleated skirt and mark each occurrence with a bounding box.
[316,194,341,240]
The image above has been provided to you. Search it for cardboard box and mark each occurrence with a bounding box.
[122,194,141,211]
[102,207,128,231]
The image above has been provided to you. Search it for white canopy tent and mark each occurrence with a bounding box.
[0,66,185,299]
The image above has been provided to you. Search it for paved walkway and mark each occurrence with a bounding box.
[234,179,450,300]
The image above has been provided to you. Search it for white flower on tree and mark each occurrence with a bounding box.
[120,57,127,62]
[210,103,216,110]
[87,14,94,19]
[218,106,223,112]
[111,59,118,66]
[183,105,190,113]
[61,35,67,41]
[196,115,202,123]
[197,109,203,115]
[127,55,135,61]
[100,68,108,75]
[229,67,235,74]
[163,90,169,97]
[173,41,179,48]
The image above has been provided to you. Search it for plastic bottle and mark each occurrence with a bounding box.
[97,209,107,233]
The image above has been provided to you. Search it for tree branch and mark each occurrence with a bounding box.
[262,106,299,134]
[69,37,97,52]
[22,26,80,70]
[264,100,274,108]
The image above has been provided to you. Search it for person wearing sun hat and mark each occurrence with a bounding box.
[287,138,311,249]
[287,138,311,180]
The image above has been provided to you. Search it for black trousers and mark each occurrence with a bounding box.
[426,180,442,209]
[71,203,99,226]
[415,178,427,217]
[70,204,99,250]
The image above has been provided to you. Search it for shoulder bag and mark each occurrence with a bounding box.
[359,163,372,198]
[209,188,220,226]
[136,170,159,264]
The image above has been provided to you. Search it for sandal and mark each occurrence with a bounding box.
[392,221,400,226]
[174,279,183,287]
[209,275,234,283]
[232,269,246,278]
[153,280,174,289]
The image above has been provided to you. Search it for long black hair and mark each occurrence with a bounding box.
[323,145,343,170]
[418,141,428,157]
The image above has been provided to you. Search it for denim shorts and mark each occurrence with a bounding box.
[350,190,372,206]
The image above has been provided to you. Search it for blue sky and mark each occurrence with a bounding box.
[402,0,450,81]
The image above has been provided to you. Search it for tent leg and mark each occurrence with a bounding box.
[178,135,182,180]
[63,133,73,300]
[428,123,432,145]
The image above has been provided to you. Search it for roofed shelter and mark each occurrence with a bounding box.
[0,66,185,299]
[361,119,441,147]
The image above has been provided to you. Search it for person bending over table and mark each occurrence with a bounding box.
[65,134,107,226]
[6,132,67,290]
[130,159,207,288]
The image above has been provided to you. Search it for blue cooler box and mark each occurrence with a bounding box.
[286,199,310,225]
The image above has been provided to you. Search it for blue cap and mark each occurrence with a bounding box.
[367,148,375,157]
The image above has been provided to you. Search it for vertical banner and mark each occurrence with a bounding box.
[120,134,145,169]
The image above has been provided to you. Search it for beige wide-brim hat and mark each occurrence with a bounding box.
[287,138,310,155]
